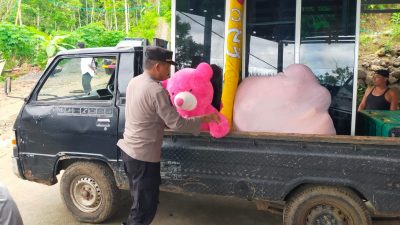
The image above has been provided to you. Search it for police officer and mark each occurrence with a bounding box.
[117,46,220,225]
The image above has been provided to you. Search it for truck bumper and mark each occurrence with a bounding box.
[12,146,24,179]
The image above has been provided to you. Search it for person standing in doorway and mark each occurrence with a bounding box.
[77,42,97,94]
[117,46,220,225]
[358,69,398,111]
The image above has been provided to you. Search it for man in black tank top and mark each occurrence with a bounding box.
[358,70,398,111]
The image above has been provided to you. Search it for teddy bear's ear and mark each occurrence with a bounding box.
[195,63,213,81]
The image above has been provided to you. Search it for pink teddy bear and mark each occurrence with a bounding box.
[164,63,230,138]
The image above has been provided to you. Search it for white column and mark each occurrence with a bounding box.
[295,0,302,64]
[351,0,362,136]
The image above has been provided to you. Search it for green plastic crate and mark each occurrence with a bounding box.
[357,110,400,137]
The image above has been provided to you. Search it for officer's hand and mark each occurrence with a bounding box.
[200,113,221,124]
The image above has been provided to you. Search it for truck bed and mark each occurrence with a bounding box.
[160,131,400,216]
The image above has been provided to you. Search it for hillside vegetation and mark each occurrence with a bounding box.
[0,0,171,78]
[358,10,400,95]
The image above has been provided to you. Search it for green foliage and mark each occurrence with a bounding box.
[383,41,393,54]
[367,4,386,10]
[99,30,125,46]
[357,85,366,106]
[392,25,400,40]
[24,27,74,67]
[317,73,337,86]
[0,23,36,68]
[129,5,158,41]
[391,13,400,24]
[359,34,373,47]
[332,66,353,86]
[19,0,81,33]
[60,32,82,49]
[35,49,48,68]
[301,11,331,37]
[0,0,171,70]
[75,23,106,47]
[160,0,171,24]
[71,23,125,47]
[318,66,353,86]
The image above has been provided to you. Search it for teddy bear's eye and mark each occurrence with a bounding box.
[172,92,175,95]
[189,89,193,92]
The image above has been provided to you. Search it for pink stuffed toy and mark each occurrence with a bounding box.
[164,63,230,138]
[233,64,336,135]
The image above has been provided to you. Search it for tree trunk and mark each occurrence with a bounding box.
[127,1,130,28]
[113,0,118,30]
[78,10,81,27]
[135,0,138,26]
[36,8,40,29]
[124,0,129,34]
[105,10,109,30]
[91,0,95,23]
[18,1,22,25]
[85,0,89,25]
[15,0,22,26]
[157,0,160,15]
[2,0,14,21]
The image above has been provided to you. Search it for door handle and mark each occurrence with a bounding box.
[96,118,111,130]
[97,118,110,123]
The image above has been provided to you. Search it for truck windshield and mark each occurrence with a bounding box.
[37,56,116,101]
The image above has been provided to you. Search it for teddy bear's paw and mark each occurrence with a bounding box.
[209,120,230,138]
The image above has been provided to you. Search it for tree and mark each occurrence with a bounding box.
[15,0,22,26]
[175,16,203,69]
[0,0,171,69]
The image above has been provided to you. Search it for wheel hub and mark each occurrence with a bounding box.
[70,176,102,213]
[307,205,348,225]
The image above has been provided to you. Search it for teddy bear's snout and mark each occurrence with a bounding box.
[176,98,184,106]
[174,92,197,111]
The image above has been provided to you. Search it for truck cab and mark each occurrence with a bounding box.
[11,43,145,221]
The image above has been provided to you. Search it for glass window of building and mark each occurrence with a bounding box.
[175,0,226,70]
[300,0,357,135]
[246,0,296,76]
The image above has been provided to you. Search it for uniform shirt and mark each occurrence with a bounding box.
[117,72,201,163]
[80,58,95,77]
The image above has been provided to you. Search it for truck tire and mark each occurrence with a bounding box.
[60,161,120,223]
[283,186,371,225]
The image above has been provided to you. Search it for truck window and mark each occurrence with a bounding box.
[117,53,136,97]
[37,56,117,101]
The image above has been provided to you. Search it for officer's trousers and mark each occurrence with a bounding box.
[82,72,92,93]
[121,151,161,225]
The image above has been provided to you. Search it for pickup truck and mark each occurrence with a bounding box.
[8,43,400,225]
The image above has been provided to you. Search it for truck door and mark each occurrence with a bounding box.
[18,54,119,181]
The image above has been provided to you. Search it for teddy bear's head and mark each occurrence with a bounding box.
[165,63,214,116]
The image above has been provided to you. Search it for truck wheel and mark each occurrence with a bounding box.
[283,186,371,225]
[60,161,120,223]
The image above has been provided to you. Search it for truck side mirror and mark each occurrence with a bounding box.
[4,76,11,96]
